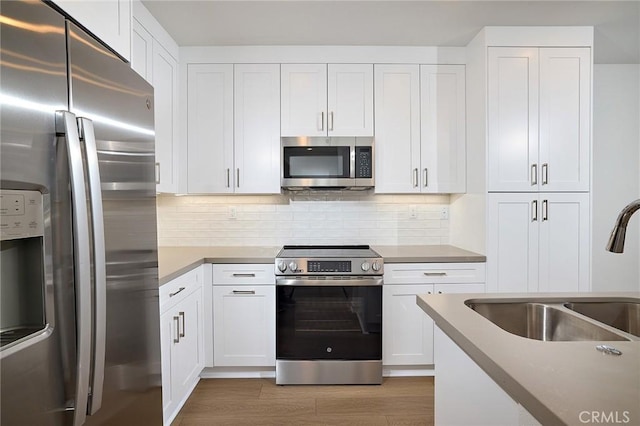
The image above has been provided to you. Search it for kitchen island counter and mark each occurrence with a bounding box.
[417,292,640,425]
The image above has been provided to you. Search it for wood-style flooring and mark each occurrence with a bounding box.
[172,376,434,425]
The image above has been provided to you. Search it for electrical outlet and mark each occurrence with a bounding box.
[440,206,449,220]
[409,205,417,219]
[229,206,237,219]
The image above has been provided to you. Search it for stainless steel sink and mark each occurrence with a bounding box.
[564,302,640,338]
[466,301,630,342]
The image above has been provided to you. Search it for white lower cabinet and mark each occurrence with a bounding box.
[434,326,540,426]
[383,263,485,368]
[383,284,435,365]
[211,264,275,367]
[487,192,590,293]
[160,266,204,425]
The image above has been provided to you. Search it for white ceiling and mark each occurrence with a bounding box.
[142,0,640,64]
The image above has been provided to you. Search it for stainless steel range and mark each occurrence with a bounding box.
[275,245,383,385]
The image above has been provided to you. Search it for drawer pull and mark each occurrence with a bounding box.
[169,287,186,297]
[232,290,256,295]
[423,272,447,277]
[232,273,256,278]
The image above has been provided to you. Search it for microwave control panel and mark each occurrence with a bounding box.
[0,189,44,240]
[355,147,372,178]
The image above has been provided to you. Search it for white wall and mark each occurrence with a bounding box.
[592,64,640,292]
[157,193,451,247]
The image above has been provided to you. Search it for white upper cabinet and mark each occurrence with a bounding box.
[52,0,131,61]
[131,4,180,193]
[281,64,373,137]
[374,64,466,194]
[187,64,281,194]
[374,65,421,194]
[131,19,152,81]
[488,47,590,192]
[187,64,234,194]
[234,64,281,194]
[420,65,466,193]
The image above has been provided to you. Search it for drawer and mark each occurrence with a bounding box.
[160,266,203,313]
[384,263,486,285]
[212,264,275,286]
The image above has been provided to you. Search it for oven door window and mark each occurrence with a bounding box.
[283,146,351,179]
[276,286,382,360]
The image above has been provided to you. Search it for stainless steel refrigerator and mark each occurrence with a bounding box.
[0,1,162,424]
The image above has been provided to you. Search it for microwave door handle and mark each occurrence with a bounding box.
[78,117,106,415]
[56,111,91,426]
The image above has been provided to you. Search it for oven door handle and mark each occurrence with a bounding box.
[276,277,383,286]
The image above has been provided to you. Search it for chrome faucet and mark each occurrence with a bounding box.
[606,199,640,253]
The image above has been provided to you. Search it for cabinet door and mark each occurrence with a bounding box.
[159,310,176,420]
[131,19,152,82]
[434,283,485,294]
[171,289,203,404]
[487,193,539,293]
[383,284,434,365]
[374,65,421,194]
[488,47,539,192]
[187,64,234,193]
[153,40,179,193]
[539,48,591,192]
[281,64,327,137]
[234,64,281,194]
[213,286,275,366]
[328,64,374,136]
[52,0,131,61]
[420,65,466,193]
[538,193,590,292]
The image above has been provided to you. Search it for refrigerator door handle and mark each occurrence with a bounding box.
[78,117,106,416]
[56,111,92,426]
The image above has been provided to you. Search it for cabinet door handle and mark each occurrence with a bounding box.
[232,273,256,278]
[437,291,443,294]
[155,162,160,184]
[542,199,548,221]
[423,168,428,187]
[236,168,240,188]
[232,290,256,295]
[532,200,538,222]
[424,272,447,277]
[542,163,549,185]
[173,316,180,343]
[169,287,186,297]
[179,311,186,338]
[413,168,419,187]
[531,164,537,186]
[329,111,334,131]
[226,168,230,188]
[318,112,324,131]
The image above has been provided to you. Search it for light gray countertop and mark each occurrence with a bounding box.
[158,244,485,285]
[417,292,640,426]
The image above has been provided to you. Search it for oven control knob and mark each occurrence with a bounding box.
[288,261,298,272]
[372,261,381,272]
[277,261,287,272]
[361,261,370,272]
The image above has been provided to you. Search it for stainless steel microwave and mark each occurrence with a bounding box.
[281,137,374,190]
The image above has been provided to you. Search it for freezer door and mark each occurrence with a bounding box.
[0,1,77,425]
[67,21,163,425]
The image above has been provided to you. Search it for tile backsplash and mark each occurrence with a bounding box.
[157,192,451,247]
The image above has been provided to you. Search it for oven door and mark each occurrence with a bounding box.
[276,278,382,361]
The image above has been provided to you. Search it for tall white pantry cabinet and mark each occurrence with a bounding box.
[455,28,593,294]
